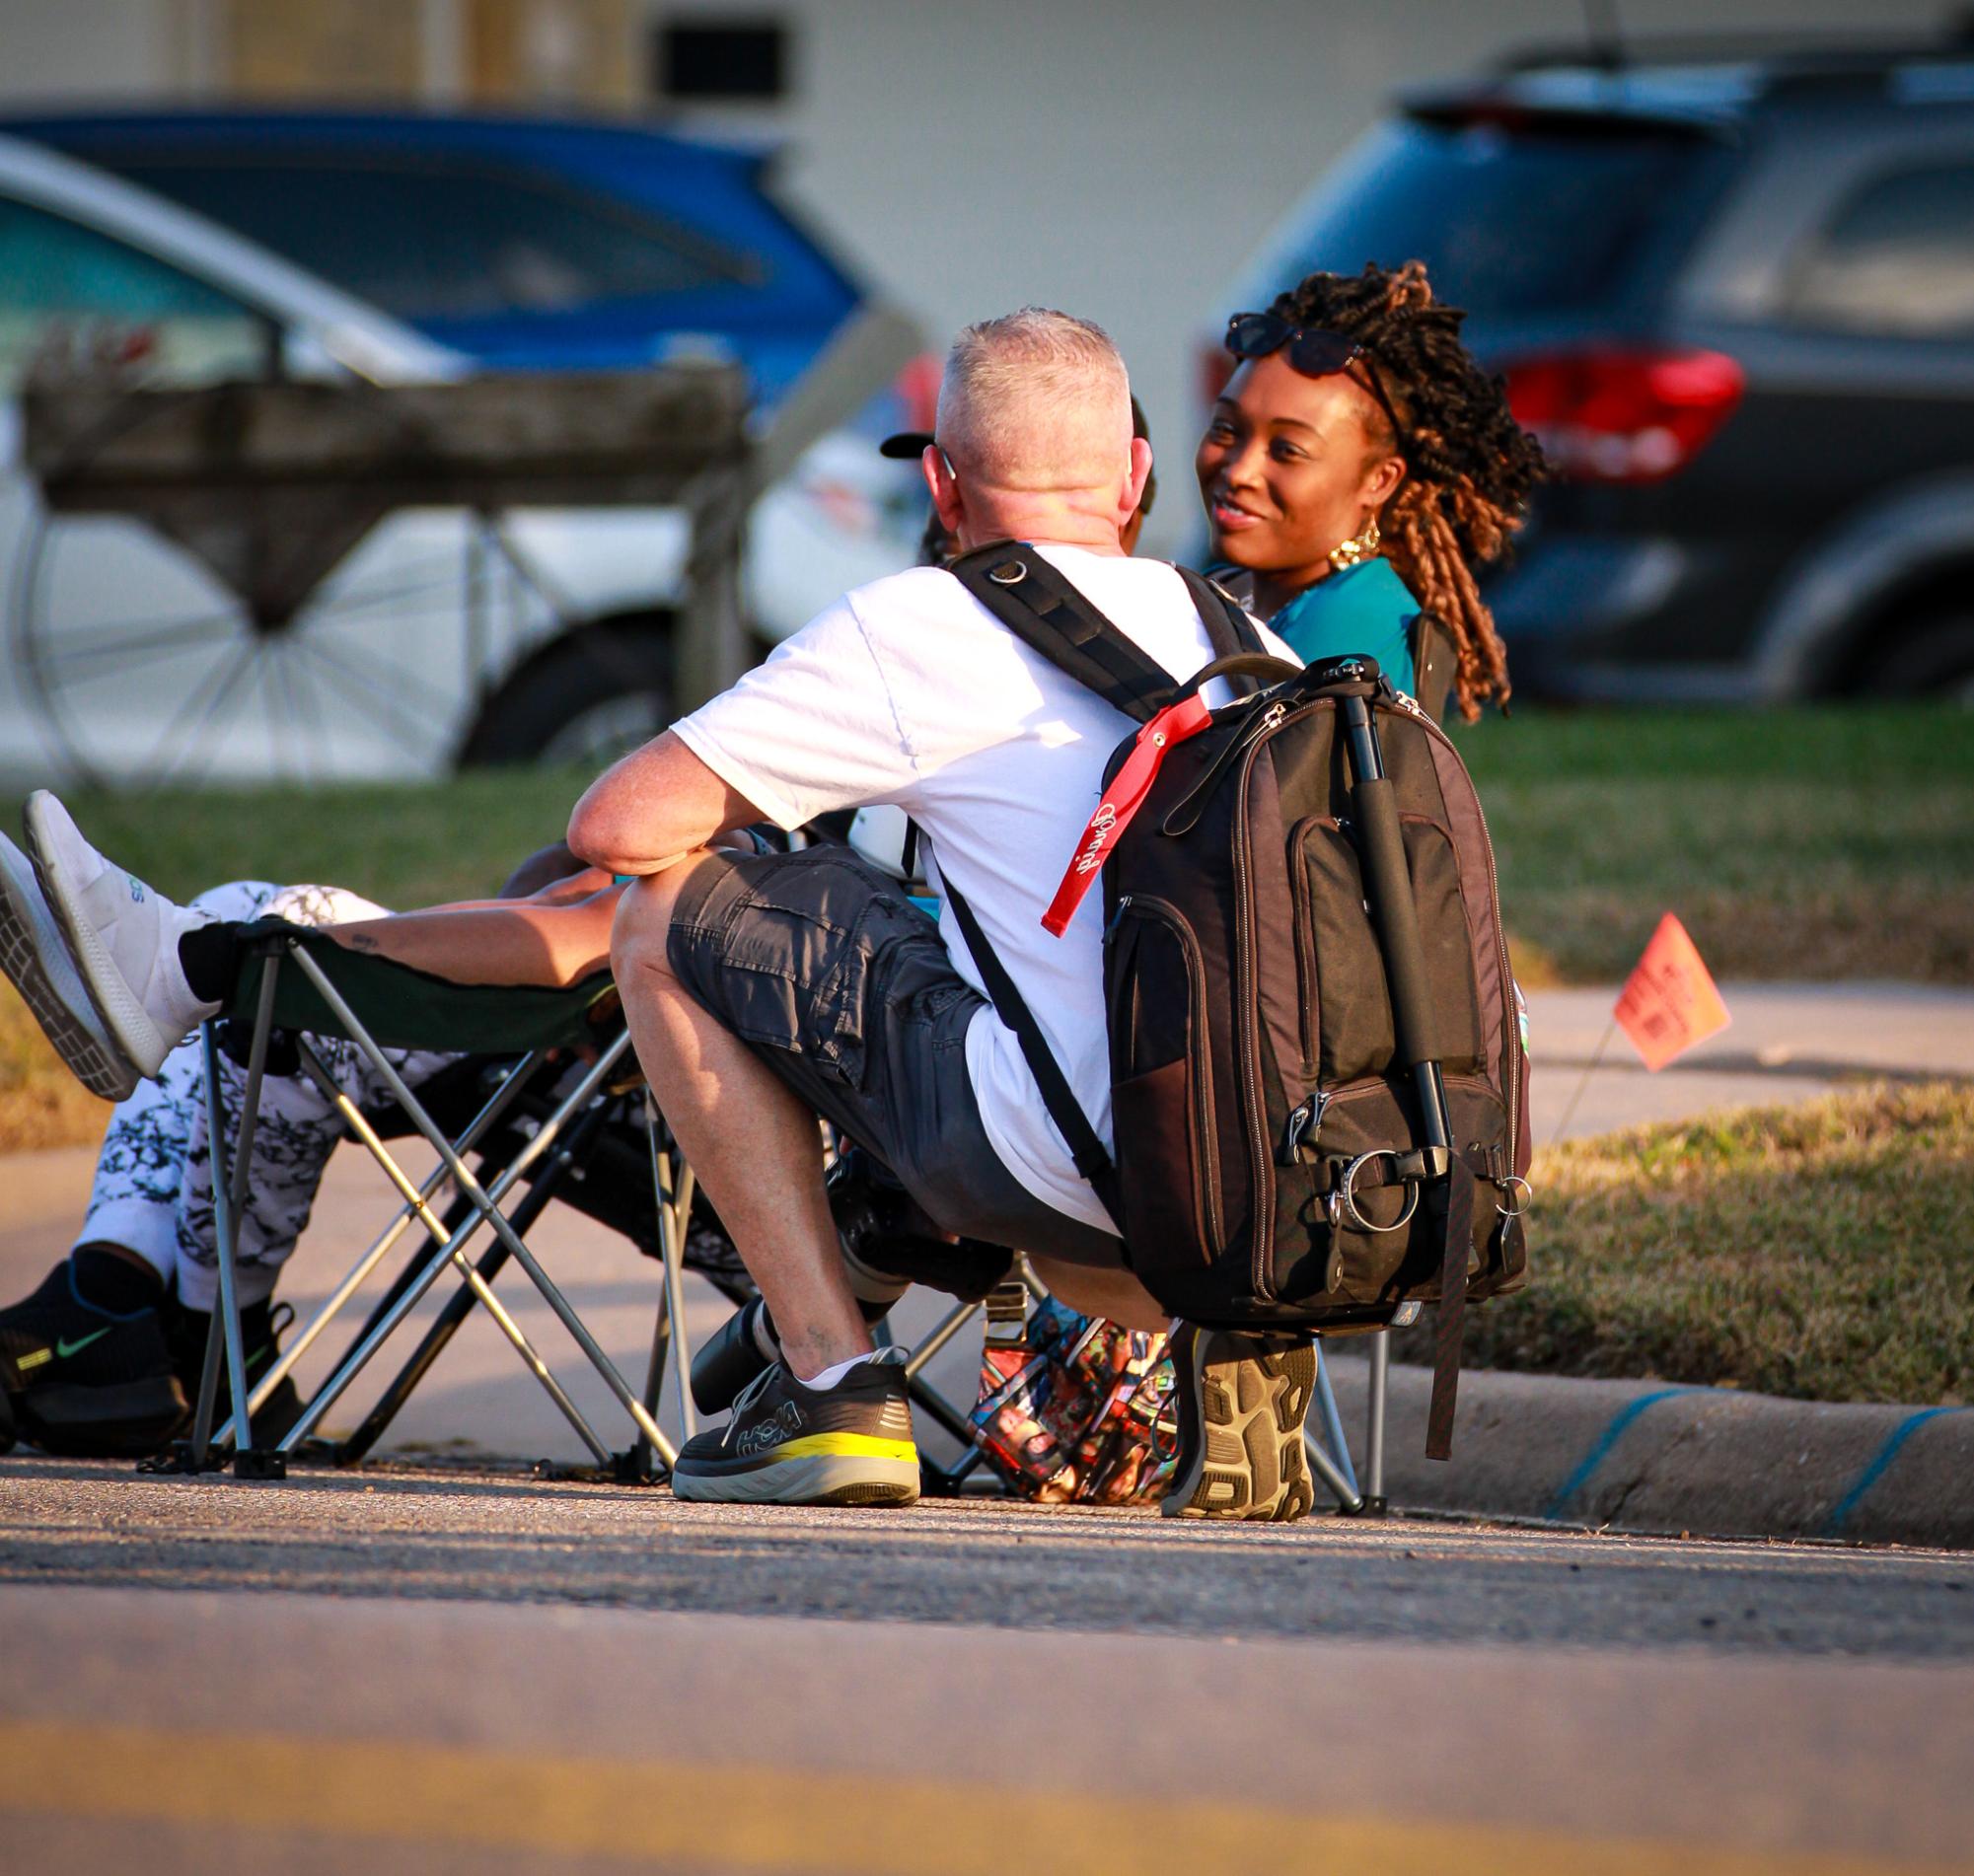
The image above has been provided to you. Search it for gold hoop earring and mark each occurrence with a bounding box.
[1328,516,1381,571]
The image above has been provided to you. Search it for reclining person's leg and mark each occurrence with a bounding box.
[3,882,299,1456]
[172,882,461,1320]
[20,791,622,1087]
[0,880,462,1458]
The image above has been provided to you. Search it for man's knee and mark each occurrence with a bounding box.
[609,857,714,983]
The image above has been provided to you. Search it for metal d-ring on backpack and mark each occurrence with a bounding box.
[941,541,1532,1460]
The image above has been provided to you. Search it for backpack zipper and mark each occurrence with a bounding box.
[1230,722,1285,1298]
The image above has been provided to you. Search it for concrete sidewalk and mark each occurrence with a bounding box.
[1525,978,1974,1142]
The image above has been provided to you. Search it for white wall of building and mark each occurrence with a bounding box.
[0,0,1949,552]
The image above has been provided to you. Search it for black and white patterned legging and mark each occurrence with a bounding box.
[72,880,460,1310]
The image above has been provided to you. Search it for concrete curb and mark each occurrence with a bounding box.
[1318,1356,1974,1550]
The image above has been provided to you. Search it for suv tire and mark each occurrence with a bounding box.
[1874,608,1974,703]
[460,619,675,767]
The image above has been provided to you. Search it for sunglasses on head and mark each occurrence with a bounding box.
[1223,312,1410,448]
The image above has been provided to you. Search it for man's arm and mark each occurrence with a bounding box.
[566,730,768,877]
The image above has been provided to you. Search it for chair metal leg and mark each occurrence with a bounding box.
[243,1049,547,1427]
[184,953,285,1477]
[1303,1340,1364,1515]
[625,1299,671,1481]
[1311,1341,1359,1493]
[272,1023,635,1456]
[288,950,675,1460]
[904,1298,980,1379]
[1363,1329,1391,1516]
[284,1042,616,1467]
[645,1097,697,1442]
[329,1100,608,1467]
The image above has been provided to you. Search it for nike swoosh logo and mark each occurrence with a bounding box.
[55,1328,111,1359]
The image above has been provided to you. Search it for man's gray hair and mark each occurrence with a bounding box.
[937,308,1133,489]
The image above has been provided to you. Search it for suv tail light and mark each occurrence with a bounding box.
[1504,348,1744,482]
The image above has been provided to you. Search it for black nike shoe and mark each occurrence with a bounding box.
[0,1262,188,1458]
[170,1298,304,1448]
[1161,1326,1317,1523]
[671,1348,919,1506]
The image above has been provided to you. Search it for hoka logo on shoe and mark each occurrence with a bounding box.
[734,1401,805,1457]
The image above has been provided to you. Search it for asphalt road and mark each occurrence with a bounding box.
[1,1457,1970,1874]
[3,984,1972,1871]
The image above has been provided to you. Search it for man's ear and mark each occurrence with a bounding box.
[924,445,964,535]
[1122,436,1154,523]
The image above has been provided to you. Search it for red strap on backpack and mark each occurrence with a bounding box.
[1042,694,1212,936]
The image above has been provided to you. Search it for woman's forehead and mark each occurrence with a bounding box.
[1222,353,1377,437]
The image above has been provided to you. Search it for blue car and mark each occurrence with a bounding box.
[0,108,930,782]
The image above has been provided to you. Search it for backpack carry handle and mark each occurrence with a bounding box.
[1168,651,1302,704]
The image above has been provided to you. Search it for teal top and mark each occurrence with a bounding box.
[1263,556,1420,696]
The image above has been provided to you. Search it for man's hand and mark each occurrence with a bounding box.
[566,730,768,877]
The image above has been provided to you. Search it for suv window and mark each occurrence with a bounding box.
[1250,114,1709,318]
[0,194,265,391]
[96,154,758,323]
[1787,163,1974,339]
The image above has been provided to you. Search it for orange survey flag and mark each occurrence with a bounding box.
[1614,913,1730,1072]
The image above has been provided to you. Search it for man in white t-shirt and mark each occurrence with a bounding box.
[567,309,1317,1517]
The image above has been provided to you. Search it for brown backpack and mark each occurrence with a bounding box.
[943,543,1530,1459]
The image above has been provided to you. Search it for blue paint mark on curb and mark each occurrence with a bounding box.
[1544,1388,1704,1522]
[1822,1407,1970,1538]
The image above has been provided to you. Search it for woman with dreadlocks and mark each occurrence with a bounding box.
[1196,259,1543,717]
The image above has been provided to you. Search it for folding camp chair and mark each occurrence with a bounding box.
[151,919,715,1482]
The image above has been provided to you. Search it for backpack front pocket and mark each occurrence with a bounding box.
[1106,895,1221,1267]
[1290,817,1395,1083]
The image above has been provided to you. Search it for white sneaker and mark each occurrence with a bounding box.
[0,830,140,1102]
[23,791,220,1080]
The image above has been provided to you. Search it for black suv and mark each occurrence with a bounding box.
[1217,32,1974,701]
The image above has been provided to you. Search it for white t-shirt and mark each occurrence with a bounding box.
[672,543,1295,1234]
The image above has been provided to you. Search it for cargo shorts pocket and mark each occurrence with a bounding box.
[708,906,868,1089]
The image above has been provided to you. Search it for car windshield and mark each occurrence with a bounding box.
[86,152,758,323]
[1246,112,1708,318]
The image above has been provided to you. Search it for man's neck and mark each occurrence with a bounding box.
[958,506,1125,557]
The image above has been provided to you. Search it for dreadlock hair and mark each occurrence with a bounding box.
[1265,260,1545,718]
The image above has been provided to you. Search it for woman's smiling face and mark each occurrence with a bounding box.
[1195,352,1404,606]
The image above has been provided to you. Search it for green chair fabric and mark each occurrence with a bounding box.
[222,919,617,1054]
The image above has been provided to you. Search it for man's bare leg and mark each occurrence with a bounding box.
[611,859,870,1382]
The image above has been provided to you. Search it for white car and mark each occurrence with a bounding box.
[0,130,926,787]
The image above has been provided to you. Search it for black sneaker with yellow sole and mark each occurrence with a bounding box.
[671,1348,918,1506]
[0,1262,188,1458]
[1161,1326,1317,1523]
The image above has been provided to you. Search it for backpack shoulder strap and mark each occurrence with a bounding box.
[1176,565,1268,698]
[948,541,1175,725]
[1177,565,1268,659]
[1410,610,1457,722]
[942,876,1121,1224]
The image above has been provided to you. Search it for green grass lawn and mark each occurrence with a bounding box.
[1391,1083,1974,1407]
[1448,704,1974,985]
